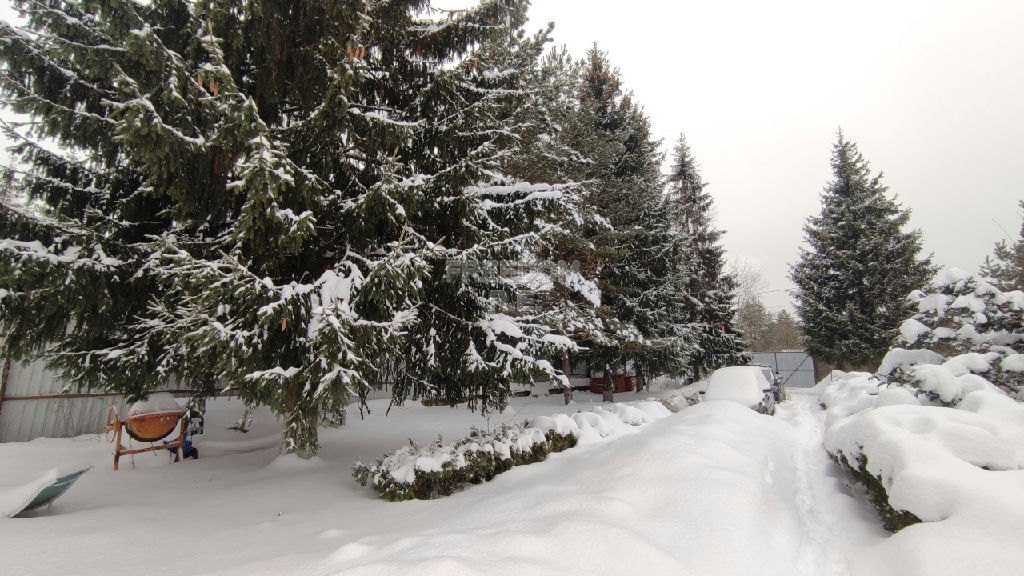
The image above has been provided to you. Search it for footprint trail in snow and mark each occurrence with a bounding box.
[776,391,852,576]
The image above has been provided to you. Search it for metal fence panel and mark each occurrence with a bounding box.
[0,394,132,442]
[1,349,396,442]
[5,356,65,396]
[750,351,817,388]
[0,351,181,442]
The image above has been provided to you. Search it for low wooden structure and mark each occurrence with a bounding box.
[105,406,186,470]
[588,375,636,394]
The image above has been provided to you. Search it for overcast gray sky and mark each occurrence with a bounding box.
[516,0,1024,312]
[4,1,1023,313]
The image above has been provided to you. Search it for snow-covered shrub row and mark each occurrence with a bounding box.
[819,371,1024,536]
[352,402,669,501]
[897,268,1024,398]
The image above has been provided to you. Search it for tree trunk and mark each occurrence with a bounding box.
[603,373,615,403]
[561,350,573,405]
[636,368,647,394]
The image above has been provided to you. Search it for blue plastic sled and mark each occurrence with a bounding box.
[6,465,91,518]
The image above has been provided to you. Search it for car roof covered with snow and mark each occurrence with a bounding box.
[704,366,771,408]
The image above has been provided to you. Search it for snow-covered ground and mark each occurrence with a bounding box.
[0,381,1015,575]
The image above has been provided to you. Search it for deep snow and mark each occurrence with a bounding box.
[0,382,1007,576]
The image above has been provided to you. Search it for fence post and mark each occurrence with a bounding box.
[0,331,7,420]
[0,356,7,419]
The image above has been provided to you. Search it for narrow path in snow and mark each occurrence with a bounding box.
[776,390,855,576]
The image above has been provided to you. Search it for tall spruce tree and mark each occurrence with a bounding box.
[666,134,746,378]
[980,200,1024,291]
[574,47,692,399]
[0,0,573,456]
[502,46,604,402]
[791,132,934,370]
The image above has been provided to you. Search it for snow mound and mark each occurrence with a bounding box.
[1001,354,1024,372]
[340,400,803,576]
[898,318,931,345]
[826,398,1022,522]
[819,372,882,424]
[827,402,1019,479]
[907,364,1000,404]
[530,413,579,437]
[265,454,326,472]
[875,387,921,407]
[602,400,669,424]
[659,380,706,411]
[942,352,999,376]
[877,348,944,377]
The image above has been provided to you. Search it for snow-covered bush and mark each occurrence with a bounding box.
[352,402,669,501]
[352,423,569,502]
[896,268,1024,398]
[829,450,922,532]
[817,372,926,531]
[821,271,1024,532]
[820,370,1024,536]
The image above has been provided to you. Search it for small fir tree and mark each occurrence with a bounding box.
[895,268,1023,397]
[980,200,1024,291]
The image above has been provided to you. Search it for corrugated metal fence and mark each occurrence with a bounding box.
[750,351,817,388]
[0,355,137,442]
[1,339,395,442]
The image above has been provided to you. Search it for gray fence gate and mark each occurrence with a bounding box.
[750,351,817,388]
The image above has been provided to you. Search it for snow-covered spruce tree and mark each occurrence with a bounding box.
[790,132,934,370]
[980,200,1024,291]
[384,4,577,413]
[0,0,572,456]
[902,270,1023,355]
[573,47,692,399]
[501,45,605,402]
[893,268,1024,396]
[666,134,746,378]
